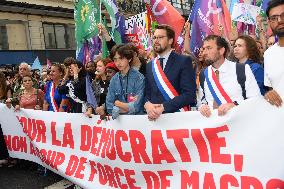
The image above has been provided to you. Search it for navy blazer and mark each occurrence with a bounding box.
[145,51,196,113]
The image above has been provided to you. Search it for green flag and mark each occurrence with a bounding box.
[75,0,100,45]
[100,0,118,30]
[112,30,122,44]
[100,0,118,20]
[102,17,110,58]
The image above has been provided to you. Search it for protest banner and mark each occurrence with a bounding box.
[0,97,284,188]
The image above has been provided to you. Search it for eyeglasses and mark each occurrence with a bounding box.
[152,36,167,41]
[268,12,284,23]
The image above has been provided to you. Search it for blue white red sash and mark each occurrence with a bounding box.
[204,67,233,106]
[152,58,189,112]
[49,82,59,112]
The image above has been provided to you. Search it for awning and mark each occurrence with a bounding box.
[0,51,34,65]
[0,50,76,65]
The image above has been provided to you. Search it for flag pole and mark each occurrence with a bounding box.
[100,0,102,23]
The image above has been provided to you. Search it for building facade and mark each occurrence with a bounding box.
[0,0,76,65]
[0,0,194,66]
[117,0,193,17]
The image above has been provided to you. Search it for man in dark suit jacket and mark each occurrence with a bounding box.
[144,24,196,120]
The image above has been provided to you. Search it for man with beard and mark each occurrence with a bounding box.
[144,24,196,121]
[264,0,284,107]
[198,35,261,117]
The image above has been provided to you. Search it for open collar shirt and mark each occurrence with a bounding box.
[198,59,261,109]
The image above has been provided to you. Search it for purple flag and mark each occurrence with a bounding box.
[115,13,126,43]
[76,44,84,63]
[189,1,205,55]
[86,74,97,109]
[90,36,102,60]
[189,0,231,54]
[261,0,270,12]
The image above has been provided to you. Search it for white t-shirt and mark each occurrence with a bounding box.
[264,43,284,96]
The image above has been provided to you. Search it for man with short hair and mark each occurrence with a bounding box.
[264,0,284,107]
[144,24,196,120]
[198,35,261,117]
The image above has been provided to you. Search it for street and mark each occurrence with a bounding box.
[0,160,74,189]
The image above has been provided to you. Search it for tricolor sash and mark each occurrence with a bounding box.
[152,58,189,112]
[204,67,233,106]
[49,82,59,112]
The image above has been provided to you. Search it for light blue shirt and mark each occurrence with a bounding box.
[106,68,145,119]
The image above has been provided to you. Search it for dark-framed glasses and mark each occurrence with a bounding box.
[152,36,167,41]
[269,12,284,23]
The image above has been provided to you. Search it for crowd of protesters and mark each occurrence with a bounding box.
[0,1,283,187]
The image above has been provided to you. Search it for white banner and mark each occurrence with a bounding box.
[231,3,261,25]
[0,98,284,189]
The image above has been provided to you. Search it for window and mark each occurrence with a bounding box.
[43,23,76,49]
[43,24,56,49]
[0,25,9,50]
[55,25,66,48]
[66,25,76,49]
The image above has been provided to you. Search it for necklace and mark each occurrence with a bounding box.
[23,89,35,100]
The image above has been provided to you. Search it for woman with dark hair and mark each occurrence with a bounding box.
[0,72,12,102]
[106,44,145,119]
[11,74,45,170]
[14,74,44,110]
[0,71,12,167]
[59,60,92,114]
[234,35,266,95]
[125,43,147,76]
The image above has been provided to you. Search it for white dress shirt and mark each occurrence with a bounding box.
[264,43,284,96]
[198,59,261,109]
[157,49,172,70]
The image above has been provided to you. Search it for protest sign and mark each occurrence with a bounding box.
[232,3,261,25]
